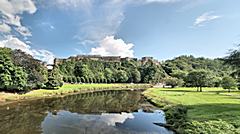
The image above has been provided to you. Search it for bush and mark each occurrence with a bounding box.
[185,120,240,134]
[36,83,45,89]
[164,77,184,88]
[221,76,237,92]
[163,105,188,133]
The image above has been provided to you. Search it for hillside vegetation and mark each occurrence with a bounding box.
[0,46,239,92]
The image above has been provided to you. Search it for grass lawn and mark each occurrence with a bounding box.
[0,83,150,104]
[143,87,240,127]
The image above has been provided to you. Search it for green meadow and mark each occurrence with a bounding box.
[0,84,150,103]
[143,87,240,133]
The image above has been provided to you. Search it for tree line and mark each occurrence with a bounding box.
[162,49,240,91]
[58,58,166,84]
[0,45,239,92]
[0,48,61,91]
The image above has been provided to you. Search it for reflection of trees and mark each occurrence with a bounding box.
[0,90,144,134]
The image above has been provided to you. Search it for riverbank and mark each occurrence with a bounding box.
[0,84,151,105]
[143,87,240,134]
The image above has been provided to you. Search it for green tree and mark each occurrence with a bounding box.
[85,77,90,83]
[116,70,128,83]
[77,77,81,83]
[45,66,63,89]
[164,77,184,88]
[224,46,240,89]
[224,46,240,68]
[72,76,77,83]
[12,49,48,89]
[170,70,188,84]
[187,70,210,92]
[63,76,68,82]
[141,60,166,84]
[131,69,141,83]
[12,67,28,90]
[89,77,93,83]
[67,76,73,83]
[74,64,94,78]
[0,50,27,91]
[81,77,85,83]
[104,68,113,82]
[221,76,237,92]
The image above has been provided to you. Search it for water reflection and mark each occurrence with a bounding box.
[42,110,169,134]
[0,90,173,134]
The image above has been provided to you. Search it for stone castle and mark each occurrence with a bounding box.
[53,55,160,65]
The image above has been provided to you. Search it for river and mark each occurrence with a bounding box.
[0,90,173,134]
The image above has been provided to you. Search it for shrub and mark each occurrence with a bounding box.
[163,105,188,133]
[221,76,237,92]
[185,120,240,134]
[164,77,184,88]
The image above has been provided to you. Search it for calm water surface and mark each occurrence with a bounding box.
[0,90,173,134]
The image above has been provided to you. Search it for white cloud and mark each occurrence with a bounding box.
[15,26,32,37]
[49,0,92,13]
[0,23,11,33]
[77,11,125,42]
[0,0,37,15]
[0,36,55,64]
[0,0,52,63]
[194,12,221,27]
[90,36,134,57]
[101,112,134,126]
[0,0,37,36]
[32,49,55,64]
[50,0,180,45]
[0,36,33,55]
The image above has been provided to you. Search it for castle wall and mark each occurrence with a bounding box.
[54,55,160,66]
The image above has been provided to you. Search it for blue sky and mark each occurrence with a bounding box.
[0,0,240,63]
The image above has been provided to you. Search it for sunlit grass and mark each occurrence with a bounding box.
[143,87,240,126]
[0,84,150,103]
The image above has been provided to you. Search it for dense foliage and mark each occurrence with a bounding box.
[0,46,239,91]
[185,120,240,134]
[58,58,166,84]
[162,55,233,89]
[224,45,240,89]
[221,76,237,92]
[0,49,27,91]
[0,48,61,91]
